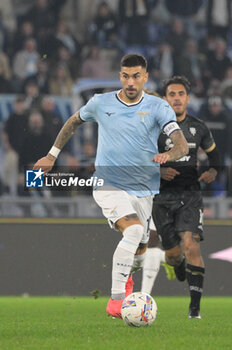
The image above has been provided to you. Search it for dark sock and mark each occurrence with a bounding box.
[186,264,205,310]
[174,257,186,281]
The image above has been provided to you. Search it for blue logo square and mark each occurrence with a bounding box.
[26,169,44,187]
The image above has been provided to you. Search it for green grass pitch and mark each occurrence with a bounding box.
[0,297,231,350]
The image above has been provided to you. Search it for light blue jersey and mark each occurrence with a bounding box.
[79,90,178,196]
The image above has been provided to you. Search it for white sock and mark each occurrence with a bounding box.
[111,246,134,299]
[111,224,143,299]
[131,253,146,274]
[141,247,164,294]
[160,249,166,263]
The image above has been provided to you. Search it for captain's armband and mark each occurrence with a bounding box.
[163,122,180,136]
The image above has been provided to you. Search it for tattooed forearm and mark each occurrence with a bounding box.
[51,112,83,151]
[167,129,189,161]
[124,214,139,221]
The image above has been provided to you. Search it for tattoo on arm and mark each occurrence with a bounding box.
[124,214,140,221]
[53,112,83,150]
[167,130,189,161]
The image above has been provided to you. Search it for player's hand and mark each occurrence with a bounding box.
[161,167,180,181]
[198,170,217,184]
[33,156,56,174]
[152,153,170,164]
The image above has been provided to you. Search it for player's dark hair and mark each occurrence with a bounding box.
[162,76,191,96]
[121,54,147,70]
[144,89,161,98]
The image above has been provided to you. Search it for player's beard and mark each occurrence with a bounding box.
[175,111,184,117]
[174,106,186,117]
[173,102,188,117]
[125,88,139,101]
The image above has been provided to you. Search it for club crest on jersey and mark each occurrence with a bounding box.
[189,127,196,136]
[165,138,173,151]
[137,111,149,123]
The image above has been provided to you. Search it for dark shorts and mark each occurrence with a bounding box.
[152,191,204,250]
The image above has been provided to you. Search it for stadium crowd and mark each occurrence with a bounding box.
[0,0,232,198]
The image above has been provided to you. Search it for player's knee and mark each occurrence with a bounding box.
[118,224,144,254]
[184,242,201,260]
[116,214,141,232]
[166,254,183,266]
[183,233,201,259]
[148,229,160,248]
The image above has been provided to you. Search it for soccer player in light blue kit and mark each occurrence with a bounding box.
[34,54,188,319]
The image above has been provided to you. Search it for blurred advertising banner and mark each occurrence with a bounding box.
[0,222,231,296]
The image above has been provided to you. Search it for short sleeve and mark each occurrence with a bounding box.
[155,101,180,135]
[200,122,215,151]
[79,95,97,122]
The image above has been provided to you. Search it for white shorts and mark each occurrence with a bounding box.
[93,186,156,244]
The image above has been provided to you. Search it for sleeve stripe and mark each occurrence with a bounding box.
[204,143,216,153]
[79,113,85,122]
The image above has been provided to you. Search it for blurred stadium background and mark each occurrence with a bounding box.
[0,0,231,296]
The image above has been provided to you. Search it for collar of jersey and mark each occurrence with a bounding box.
[116,90,144,106]
[177,114,188,124]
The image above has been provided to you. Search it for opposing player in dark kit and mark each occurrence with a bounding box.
[142,76,219,318]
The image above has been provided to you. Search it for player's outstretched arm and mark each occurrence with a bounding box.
[153,129,188,164]
[33,112,83,173]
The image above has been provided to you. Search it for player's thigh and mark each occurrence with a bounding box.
[175,191,204,240]
[131,194,154,244]
[93,186,137,230]
[152,193,181,250]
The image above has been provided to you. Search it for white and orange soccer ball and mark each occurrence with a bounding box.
[121,292,157,327]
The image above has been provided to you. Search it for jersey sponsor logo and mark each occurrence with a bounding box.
[163,122,180,136]
[189,127,196,136]
[175,155,191,162]
[105,112,115,116]
[165,139,196,151]
[137,111,149,123]
[188,143,196,148]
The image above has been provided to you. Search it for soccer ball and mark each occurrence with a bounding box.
[121,292,157,327]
